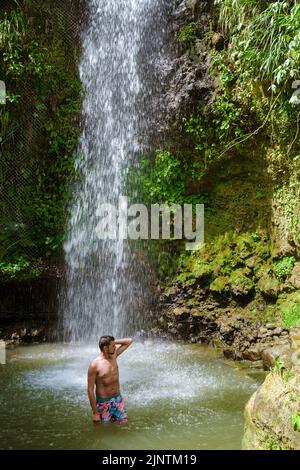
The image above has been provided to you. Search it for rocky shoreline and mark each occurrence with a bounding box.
[150,284,300,372]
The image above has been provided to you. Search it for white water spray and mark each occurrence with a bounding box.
[61,0,169,341]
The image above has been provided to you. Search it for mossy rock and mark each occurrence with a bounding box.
[192,261,213,280]
[245,255,263,270]
[210,276,230,292]
[254,242,270,261]
[187,298,200,307]
[277,291,300,329]
[176,271,197,287]
[257,274,280,298]
[253,262,272,280]
[235,234,256,259]
[212,247,242,276]
[246,299,280,324]
[229,268,255,296]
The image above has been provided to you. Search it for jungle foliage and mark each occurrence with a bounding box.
[0,0,82,280]
[136,0,300,207]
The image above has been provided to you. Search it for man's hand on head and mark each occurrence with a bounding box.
[115,338,133,357]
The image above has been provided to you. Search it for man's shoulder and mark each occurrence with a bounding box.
[89,357,104,370]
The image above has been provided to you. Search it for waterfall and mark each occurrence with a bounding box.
[61,0,169,341]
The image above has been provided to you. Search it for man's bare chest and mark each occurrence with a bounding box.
[97,360,119,379]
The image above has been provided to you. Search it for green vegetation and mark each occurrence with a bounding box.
[291,413,300,432]
[0,1,82,279]
[282,369,294,382]
[177,22,198,44]
[278,291,300,328]
[281,303,300,329]
[274,256,296,279]
[139,0,300,208]
[175,230,270,292]
[272,356,285,374]
[128,150,208,205]
[129,1,300,302]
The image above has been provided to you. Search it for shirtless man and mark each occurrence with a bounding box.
[87,335,133,424]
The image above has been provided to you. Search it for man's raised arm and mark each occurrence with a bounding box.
[115,338,133,356]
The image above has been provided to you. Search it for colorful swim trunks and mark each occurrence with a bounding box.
[96,393,128,423]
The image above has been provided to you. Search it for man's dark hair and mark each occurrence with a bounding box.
[99,335,115,351]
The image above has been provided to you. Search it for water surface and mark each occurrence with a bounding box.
[0,341,263,450]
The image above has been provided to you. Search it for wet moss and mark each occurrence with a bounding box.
[278,291,300,328]
[209,276,229,293]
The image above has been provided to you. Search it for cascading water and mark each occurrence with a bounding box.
[61,0,170,341]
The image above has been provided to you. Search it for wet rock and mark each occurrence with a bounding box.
[190,308,203,318]
[169,328,178,336]
[261,345,292,370]
[172,307,190,320]
[190,336,198,343]
[249,360,264,369]
[223,348,237,360]
[242,346,264,362]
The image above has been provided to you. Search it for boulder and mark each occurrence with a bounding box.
[243,371,300,450]
[261,344,292,370]
[257,275,280,298]
[242,346,264,362]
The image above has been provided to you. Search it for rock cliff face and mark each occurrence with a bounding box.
[158,0,214,129]
[151,0,300,450]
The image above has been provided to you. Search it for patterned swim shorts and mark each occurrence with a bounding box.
[96,393,128,423]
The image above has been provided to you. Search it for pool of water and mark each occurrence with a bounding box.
[0,340,264,450]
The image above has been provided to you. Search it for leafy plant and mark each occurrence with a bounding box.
[291,413,300,432]
[281,302,300,328]
[272,355,285,374]
[0,2,82,277]
[282,368,294,382]
[128,150,207,206]
[177,22,198,43]
[216,1,300,85]
[274,256,296,279]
